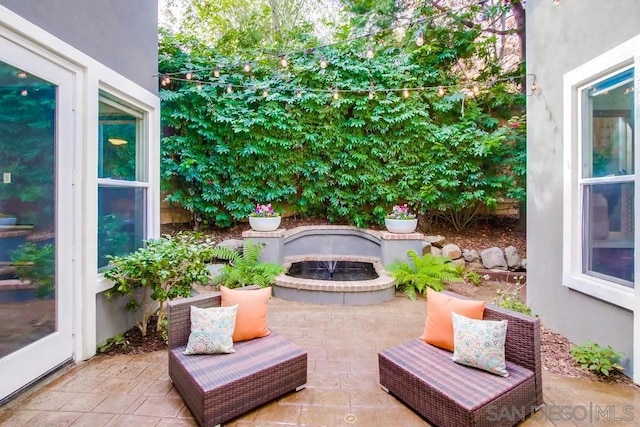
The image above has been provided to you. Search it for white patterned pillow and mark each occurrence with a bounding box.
[451,312,509,377]
[183,305,238,355]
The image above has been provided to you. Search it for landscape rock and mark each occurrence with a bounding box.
[421,241,432,256]
[215,239,244,253]
[424,235,447,248]
[462,249,480,263]
[468,261,484,269]
[504,246,522,270]
[431,246,442,257]
[449,258,466,268]
[480,247,508,270]
[442,243,462,260]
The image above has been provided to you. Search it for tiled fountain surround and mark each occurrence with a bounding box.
[241,225,424,304]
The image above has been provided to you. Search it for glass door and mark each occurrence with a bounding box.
[0,38,74,402]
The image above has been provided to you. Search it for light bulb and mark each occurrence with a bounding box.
[21,88,28,96]
[402,88,410,98]
[416,31,424,47]
[226,84,233,93]
[437,86,445,96]
[17,71,27,79]
[320,57,328,69]
[473,84,480,95]
[185,71,192,80]
[243,62,251,73]
[280,55,288,68]
[160,77,167,87]
[368,90,375,100]
[332,88,339,100]
[262,89,269,97]
[296,89,302,98]
[553,0,561,8]
[213,68,220,78]
[196,82,202,90]
[531,83,538,92]
[366,45,374,59]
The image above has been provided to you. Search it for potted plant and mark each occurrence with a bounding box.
[248,203,281,231]
[385,204,418,233]
[0,213,17,226]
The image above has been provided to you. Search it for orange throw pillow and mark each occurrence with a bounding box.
[421,288,485,351]
[220,286,272,342]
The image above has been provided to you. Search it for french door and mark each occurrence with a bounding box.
[0,35,74,402]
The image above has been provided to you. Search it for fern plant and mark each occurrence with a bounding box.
[211,240,284,288]
[387,251,464,300]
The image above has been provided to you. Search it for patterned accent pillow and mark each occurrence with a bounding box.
[451,312,509,377]
[183,305,238,355]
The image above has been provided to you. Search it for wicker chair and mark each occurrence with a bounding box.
[167,291,307,427]
[378,292,542,427]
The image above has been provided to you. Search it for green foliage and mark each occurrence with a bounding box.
[493,277,531,315]
[463,270,484,286]
[12,243,55,298]
[387,251,464,300]
[98,334,129,353]
[103,232,216,336]
[211,240,285,288]
[571,341,624,376]
[158,2,526,229]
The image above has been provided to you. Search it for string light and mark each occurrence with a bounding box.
[20,88,28,96]
[402,88,410,98]
[332,88,339,100]
[196,82,202,90]
[226,84,233,93]
[320,57,328,69]
[280,55,289,68]
[437,86,445,96]
[262,88,269,97]
[368,88,375,100]
[16,71,27,79]
[185,71,192,80]
[366,45,374,59]
[553,0,561,7]
[472,83,480,95]
[213,68,221,78]
[243,62,252,73]
[530,83,538,92]
[416,31,424,47]
[296,89,303,98]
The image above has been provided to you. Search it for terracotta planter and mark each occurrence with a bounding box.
[384,218,418,234]
[249,216,281,232]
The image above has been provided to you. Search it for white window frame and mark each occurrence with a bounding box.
[563,35,640,311]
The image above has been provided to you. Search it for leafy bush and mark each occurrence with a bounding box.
[104,232,215,336]
[571,341,624,376]
[463,270,485,286]
[387,251,464,300]
[211,239,284,288]
[98,334,129,353]
[12,243,55,298]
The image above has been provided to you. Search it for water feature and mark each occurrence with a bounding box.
[286,260,379,281]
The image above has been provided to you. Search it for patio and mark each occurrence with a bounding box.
[1,294,639,426]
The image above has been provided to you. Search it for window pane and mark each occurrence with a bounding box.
[583,183,634,286]
[98,101,138,180]
[585,69,634,178]
[98,186,146,269]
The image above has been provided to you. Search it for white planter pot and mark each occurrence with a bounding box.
[0,217,17,226]
[385,218,418,234]
[249,216,281,232]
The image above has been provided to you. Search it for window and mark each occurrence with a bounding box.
[97,95,148,269]
[563,37,640,308]
[581,69,635,287]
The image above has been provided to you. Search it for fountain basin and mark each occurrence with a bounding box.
[275,255,395,305]
[286,260,379,281]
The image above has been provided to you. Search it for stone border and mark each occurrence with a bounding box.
[274,255,395,305]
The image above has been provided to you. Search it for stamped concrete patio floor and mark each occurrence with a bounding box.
[1,295,640,426]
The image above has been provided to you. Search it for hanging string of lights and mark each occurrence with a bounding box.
[158,0,530,98]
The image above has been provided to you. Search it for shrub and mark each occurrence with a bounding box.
[493,276,531,315]
[387,251,464,300]
[12,243,55,298]
[211,239,284,288]
[104,232,215,336]
[571,341,624,376]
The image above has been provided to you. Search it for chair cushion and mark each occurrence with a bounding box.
[183,305,237,355]
[220,285,271,342]
[422,288,485,351]
[380,338,534,411]
[451,312,508,377]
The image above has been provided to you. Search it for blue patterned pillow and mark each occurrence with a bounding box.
[183,305,238,355]
[451,312,509,377]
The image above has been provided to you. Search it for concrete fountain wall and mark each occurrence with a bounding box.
[242,225,424,305]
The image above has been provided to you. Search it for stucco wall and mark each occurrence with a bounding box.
[0,0,158,94]
[527,1,640,373]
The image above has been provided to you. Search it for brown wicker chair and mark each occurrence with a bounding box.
[167,291,307,427]
[378,292,542,427]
